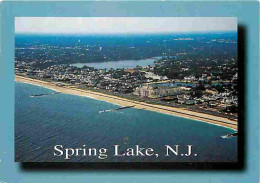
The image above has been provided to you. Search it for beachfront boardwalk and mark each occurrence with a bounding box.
[15,75,238,131]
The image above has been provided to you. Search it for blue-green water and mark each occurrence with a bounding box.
[15,82,237,162]
[70,57,162,69]
[158,82,198,88]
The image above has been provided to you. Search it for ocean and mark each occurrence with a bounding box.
[15,82,237,162]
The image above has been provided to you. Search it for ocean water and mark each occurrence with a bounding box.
[15,82,237,162]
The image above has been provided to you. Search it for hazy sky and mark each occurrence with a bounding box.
[15,17,237,34]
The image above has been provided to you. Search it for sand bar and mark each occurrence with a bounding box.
[15,75,238,131]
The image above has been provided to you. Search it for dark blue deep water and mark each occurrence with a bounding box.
[15,82,237,162]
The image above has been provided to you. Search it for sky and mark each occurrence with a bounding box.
[15,17,237,35]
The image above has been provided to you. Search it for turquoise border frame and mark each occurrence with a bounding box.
[0,1,259,182]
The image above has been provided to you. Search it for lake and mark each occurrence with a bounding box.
[70,57,162,69]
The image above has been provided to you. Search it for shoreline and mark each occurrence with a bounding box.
[15,75,238,131]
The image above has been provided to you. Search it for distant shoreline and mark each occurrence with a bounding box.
[15,31,238,37]
[15,75,238,131]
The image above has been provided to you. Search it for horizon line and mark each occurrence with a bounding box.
[15,30,237,36]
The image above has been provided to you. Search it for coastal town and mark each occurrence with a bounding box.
[15,17,240,165]
[15,51,238,122]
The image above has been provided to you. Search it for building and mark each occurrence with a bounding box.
[144,72,168,81]
[134,84,182,98]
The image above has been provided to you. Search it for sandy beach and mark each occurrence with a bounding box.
[15,75,238,131]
